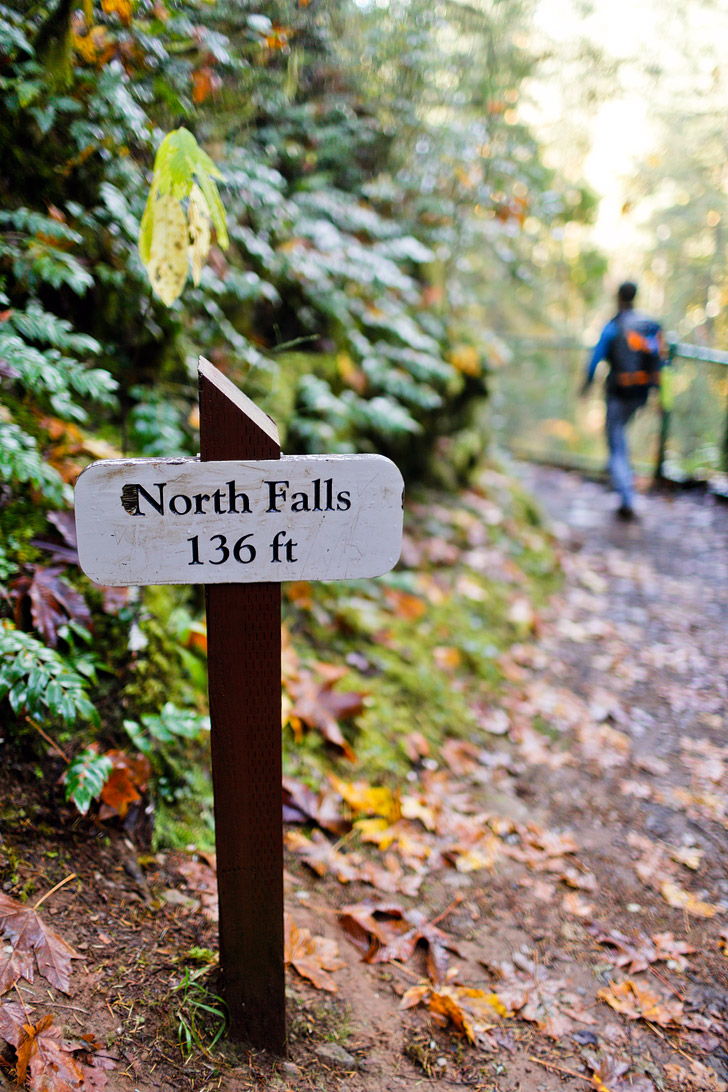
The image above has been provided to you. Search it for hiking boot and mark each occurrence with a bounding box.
[616,503,637,521]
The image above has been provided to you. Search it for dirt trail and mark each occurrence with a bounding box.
[279,469,728,1092]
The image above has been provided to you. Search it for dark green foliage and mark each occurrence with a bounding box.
[0,0,599,840]
[64,748,113,815]
[0,621,99,727]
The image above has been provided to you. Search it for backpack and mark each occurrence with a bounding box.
[607,311,663,397]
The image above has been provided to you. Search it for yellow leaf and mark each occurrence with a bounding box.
[447,344,481,376]
[429,986,509,1044]
[147,192,189,306]
[330,776,400,822]
[101,0,133,22]
[400,795,437,831]
[660,881,720,918]
[355,817,397,849]
[187,183,211,286]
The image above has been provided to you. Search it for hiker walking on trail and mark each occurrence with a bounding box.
[582,281,664,520]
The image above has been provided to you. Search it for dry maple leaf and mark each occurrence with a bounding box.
[15,1011,110,1091]
[0,892,80,996]
[284,829,359,883]
[0,1005,113,1092]
[329,776,400,823]
[339,900,462,984]
[284,666,365,760]
[490,957,596,1039]
[284,914,345,993]
[597,979,683,1027]
[441,739,480,775]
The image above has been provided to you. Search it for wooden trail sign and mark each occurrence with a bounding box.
[74,358,404,1053]
[74,454,403,585]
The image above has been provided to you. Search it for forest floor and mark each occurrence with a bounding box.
[2,465,728,1092]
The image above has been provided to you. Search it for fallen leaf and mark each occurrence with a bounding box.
[669,846,704,871]
[441,739,479,775]
[597,979,683,1027]
[492,956,596,1039]
[284,914,345,992]
[0,892,80,995]
[285,669,364,760]
[585,1052,656,1092]
[589,926,694,975]
[98,750,151,820]
[0,1004,112,1088]
[563,891,594,917]
[282,777,349,836]
[663,1059,727,1091]
[329,777,400,823]
[428,986,508,1045]
[339,901,462,984]
[660,881,720,918]
[284,829,359,883]
[173,854,218,921]
[433,646,462,671]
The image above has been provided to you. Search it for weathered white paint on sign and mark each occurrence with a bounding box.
[74,454,404,586]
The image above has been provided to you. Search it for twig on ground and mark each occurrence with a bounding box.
[529,1055,590,1083]
[33,872,77,911]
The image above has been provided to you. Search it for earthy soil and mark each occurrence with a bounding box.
[2,466,727,1092]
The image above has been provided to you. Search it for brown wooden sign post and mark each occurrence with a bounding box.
[199,360,286,1051]
[74,358,404,1054]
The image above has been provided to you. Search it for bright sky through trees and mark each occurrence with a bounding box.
[527,0,728,281]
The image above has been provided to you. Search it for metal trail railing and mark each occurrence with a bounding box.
[655,341,728,480]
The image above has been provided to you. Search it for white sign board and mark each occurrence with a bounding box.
[75,454,404,586]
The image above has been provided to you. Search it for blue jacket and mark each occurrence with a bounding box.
[586,311,663,386]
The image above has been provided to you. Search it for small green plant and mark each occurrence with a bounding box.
[123,702,210,755]
[0,620,100,727]
[173,966,228,1057]
[64,748,113,815]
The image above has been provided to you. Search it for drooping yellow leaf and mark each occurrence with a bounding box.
[187,183,211,286]
[147,192,188,306]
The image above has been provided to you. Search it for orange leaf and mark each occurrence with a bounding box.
[98,751,150,819]
[191,66,221,104]
[284,914,345,992]
[597,979,683,1027]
